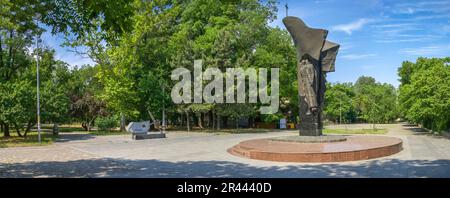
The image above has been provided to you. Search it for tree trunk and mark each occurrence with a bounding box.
[217,115,221,130]
[223,117,228,128]
[180,113,184,128]
[206,112,210,128]
[24,121,34,137]
[82,122,88,131]
[212,111,215,130]
[14,123,23,137]
[4,124,10,137]
[120,112,126,132]
[186,111,190,132]
[87,122,91,132]
[52,123,59,135]
[197,113,203,130]
[249,117,254,128]
[0,35,3,69]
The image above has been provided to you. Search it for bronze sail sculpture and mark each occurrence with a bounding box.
[283,16,340,136]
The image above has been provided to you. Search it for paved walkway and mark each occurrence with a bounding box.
[1,124,450,178]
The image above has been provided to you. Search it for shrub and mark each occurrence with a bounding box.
[96,117,118,131]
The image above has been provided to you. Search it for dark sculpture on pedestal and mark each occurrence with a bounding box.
[283,16,340,136]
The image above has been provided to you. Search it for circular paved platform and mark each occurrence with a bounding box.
[228,136,403,163]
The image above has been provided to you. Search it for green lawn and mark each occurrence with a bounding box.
[88,131,128,136]
[0,132,57,148]
[41,125,85,132]
[170,128,286,135]
[170,128,388,135]
[43,124,127,136]
[0,125,127,148]
[323,128,387,135]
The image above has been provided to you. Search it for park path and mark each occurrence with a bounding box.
[1,123,450,178]
[387,124,450,160]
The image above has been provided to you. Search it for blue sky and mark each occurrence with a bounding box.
[41,0,450,87]
[272,0,450,87]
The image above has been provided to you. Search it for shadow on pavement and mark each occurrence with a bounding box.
[55,133,96,143]
[402,125,450,140]
[1,158,450,178]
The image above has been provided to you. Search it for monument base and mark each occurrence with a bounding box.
[271,135,347,143]
[228,136,402,162]
[132,132,166,140]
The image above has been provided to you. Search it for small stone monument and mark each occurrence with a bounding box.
[126,121,166,140]
[283,16,340,136]
[126,121,150,134]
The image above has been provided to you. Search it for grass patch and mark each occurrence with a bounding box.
[41,125,85,133]
[323,128,387,135]
[0,132,57,148]
[88,131,128,136]
[172,128,285,135]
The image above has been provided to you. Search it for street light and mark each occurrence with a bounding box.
[35,34,41,144]
[161,83,167,134]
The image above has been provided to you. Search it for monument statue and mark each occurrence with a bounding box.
[283,16,340,136]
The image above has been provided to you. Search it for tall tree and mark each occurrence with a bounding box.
[353,76,398,128]
[324,82,356,124]
[398,57,450,132]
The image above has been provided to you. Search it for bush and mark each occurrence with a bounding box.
[96,117,118,131]
[262,113,283,123]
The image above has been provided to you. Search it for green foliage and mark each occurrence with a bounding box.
[4,0,426,140]
[324,77,398,126]
[324,82,356,123]
[353,76,398,125]
[94,0,280,126]
[96,116,118,131]
[72,92,108,131]
[261,113,283,123]
[398,57,450,132]
[216,103,256,120]
[0,80,34,126]
[43,0,134,41]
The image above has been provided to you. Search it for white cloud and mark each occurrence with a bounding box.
[338,44,352,52]
[331,18,373,35]
[400,45,450,56]
[414,14,450,20]
[390,0,450,15]
[371,23,417,28]
[340,53,377,60]
[441,25,450,34]
[393,7,415,14]
[375,35,442,43]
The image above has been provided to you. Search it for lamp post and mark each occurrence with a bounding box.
[339,97,342,125]
[35,34,41,144]
[162,83,166,134]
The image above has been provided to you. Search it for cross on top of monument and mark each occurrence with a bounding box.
[285,3,288,17]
